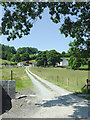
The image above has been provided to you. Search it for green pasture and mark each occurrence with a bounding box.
[0,59,13,64]
[1,67,33,91]
[29,67,89,93]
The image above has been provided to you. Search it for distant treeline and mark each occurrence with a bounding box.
[0,44,88,69]
[0,44,38,62]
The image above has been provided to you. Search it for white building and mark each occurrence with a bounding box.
[17,62,24,67]
[29,62,36,67]
[56,59,68,67]
[60,59,68,67]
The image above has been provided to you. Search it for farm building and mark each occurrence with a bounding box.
[56,59,68,67]
[60,59,68,66]
[29,62,36,67]
[17,62,24,67]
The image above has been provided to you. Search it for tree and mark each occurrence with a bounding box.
[68,40,88,69]
[0,44,16,60]
[36,51,47,67]
[61,51,66,57]
[47,50,61,67]
[11,54,16,62]
[21,53,30,61]
[15,53,21,62]
[69,56,81,70]
[7,53,13,61]
[17,47,38,54]
[29,54,37,60]
[1,2,90,66]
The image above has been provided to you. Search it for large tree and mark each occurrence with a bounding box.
[21,53,30,61]
[68,40,88,69]
[36,50,60,67]
[36,51,47,67]
[47,50,61,67]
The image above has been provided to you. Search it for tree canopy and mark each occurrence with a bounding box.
[1,2,90,68]
[17,47,38,54]
[36,50,61,67]
[0,44,38,62]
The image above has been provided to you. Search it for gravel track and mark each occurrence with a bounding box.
[1,66,88,118]
[25,67,88,118]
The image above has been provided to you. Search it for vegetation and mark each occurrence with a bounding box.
[36,51,47,67]
[0,43,89,70]
[21,53,30,61]
[1,2,89,68]
[47,50,61,67]
[0,44,38,62]
[68,40,89,70]
[1,67,33,91]
[36,50,61,67]
[17,47,38,55]
[29,67,88,93]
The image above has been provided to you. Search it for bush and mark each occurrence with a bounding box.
[30,55,37,60]
[10,62,14,66]
[23,62,29,66]
[2,62,9,65]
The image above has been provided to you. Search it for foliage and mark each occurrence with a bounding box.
[21,53,30,61]
[36,51,48,67]
[1,62,9,65]
[61,51,66,57]
[36,50,60,67]
[47,50,61,67]
[29,54,37,60]
[68,40,88,69]
[1,44,38,62]
[69,56,81,70]
[1,2,90,69]
[61,51,70,57]
[23,62,29,66]
[17,47,38,54]
[1,2,89,49]
[14,53,21,62]
[0,44,16,60]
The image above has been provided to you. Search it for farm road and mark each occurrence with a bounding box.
[25,66,88,118]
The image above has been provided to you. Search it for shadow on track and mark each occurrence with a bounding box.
[35,93,88,118]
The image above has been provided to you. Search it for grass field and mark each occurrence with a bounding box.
[0,59,14,64]
[1,67,33,91]
[29,67,89,93]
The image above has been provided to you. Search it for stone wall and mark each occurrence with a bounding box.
[0,80,15,99]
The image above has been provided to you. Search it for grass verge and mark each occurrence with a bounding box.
[1,66,33,91]
[29,67,88,93]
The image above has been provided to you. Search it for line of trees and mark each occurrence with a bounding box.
[0,44,38,62]
[0,43,89,69]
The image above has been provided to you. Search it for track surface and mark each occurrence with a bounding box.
[25,66,88,118]
[1,66,88,118]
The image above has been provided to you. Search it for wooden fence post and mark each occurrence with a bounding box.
[67,77,69,86]
[86,79,88,93]
[56,75,58,82]
[62,77,63,84]
[11,70,13,80]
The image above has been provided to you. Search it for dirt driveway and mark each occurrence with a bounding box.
[1,66,88,118]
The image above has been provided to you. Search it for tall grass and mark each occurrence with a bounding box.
[29,67,88,93]
[1,67,33,91]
